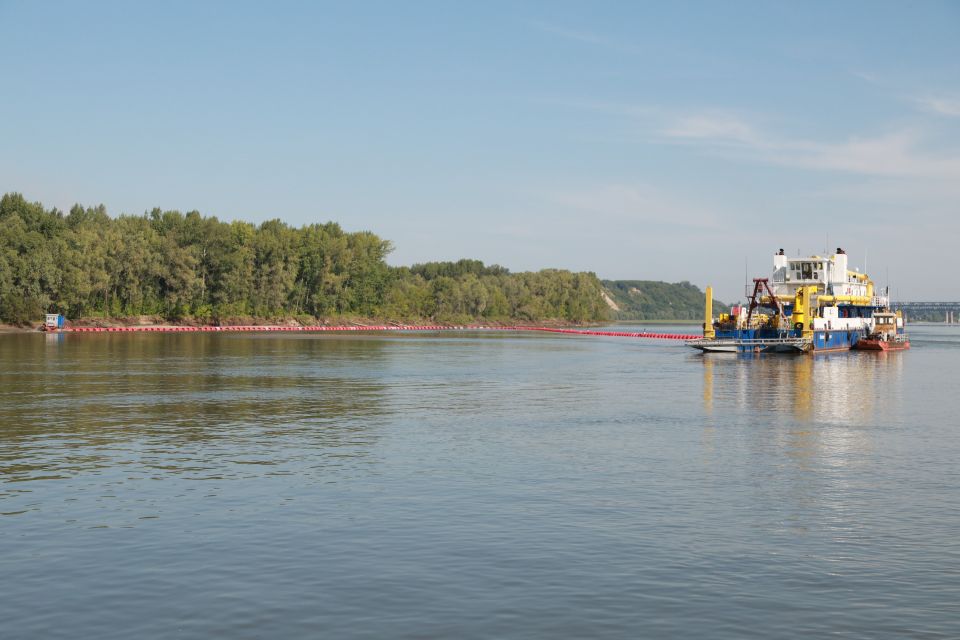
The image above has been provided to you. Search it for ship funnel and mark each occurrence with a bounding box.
[832,250,848,284]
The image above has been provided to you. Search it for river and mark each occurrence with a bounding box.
[1,325,958,638]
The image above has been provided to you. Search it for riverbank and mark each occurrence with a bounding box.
[1,315,602,334]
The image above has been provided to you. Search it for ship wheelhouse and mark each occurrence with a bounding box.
[770,248,877,304]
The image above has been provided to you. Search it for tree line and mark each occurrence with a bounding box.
[0,193,608,325]
[602,279,729,321]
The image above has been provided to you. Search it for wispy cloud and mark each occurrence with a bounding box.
[662,113,766,147]
[542,183,721,230]
[850,69,882,85]
[846,70,960,118]
[913,95,960,117]
[549,95,959,183]
[657,113,960,179]
[541,98,660,120]
[531,21,641,55]
[768,132,960,179]
[812,177,960,205]
[557,97,960,181]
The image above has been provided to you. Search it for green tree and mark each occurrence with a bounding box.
[0,192,609,325]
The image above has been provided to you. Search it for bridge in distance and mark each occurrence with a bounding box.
[890,302,960,311]
[890,301,960,323]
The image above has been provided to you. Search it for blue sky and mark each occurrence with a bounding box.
[2,1,958,300]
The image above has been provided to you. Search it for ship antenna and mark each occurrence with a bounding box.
[744,256,748,300]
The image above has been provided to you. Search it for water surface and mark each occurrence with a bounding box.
[2,326,958,638]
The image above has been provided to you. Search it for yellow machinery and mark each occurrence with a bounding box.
[703,286,715,339]
[791,285,817,339]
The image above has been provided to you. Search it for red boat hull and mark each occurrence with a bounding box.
[853,338,910,351]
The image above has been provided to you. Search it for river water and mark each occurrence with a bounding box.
[1,325,958,638]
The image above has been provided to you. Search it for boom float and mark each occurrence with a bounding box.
[51,324,700,340]
[688,247,908,354]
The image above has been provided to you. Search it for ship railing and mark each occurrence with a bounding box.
[687,336,811,346]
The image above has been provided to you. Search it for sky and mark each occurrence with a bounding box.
[1,0,958,301]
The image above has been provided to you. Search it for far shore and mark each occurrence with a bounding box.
[0,316,721,334]
[1,316,597,334]
[6,318,954,334]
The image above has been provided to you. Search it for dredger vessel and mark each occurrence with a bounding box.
[688,248,908,354]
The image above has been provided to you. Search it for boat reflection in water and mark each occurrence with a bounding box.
[699,351,907,538]
[700,351,905,466]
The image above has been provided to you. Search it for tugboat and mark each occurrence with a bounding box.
[688,247,907,354]
[852,310,910,351]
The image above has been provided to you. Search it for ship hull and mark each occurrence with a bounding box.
[690,328,860,354]
[811,330,861,352]
[686,334,812,354]
[689,329,912,354]
[852,338,910,351]
[693,342,740,353]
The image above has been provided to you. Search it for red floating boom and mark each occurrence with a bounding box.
[61,325,699,340]
[518,327,699,340]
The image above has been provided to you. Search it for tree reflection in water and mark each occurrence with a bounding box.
[0,334,390,483]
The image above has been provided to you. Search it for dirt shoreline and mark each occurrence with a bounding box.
[2,316,723,334]
[1,317,602,333]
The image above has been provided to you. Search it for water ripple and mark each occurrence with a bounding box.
[1,326,959,638]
